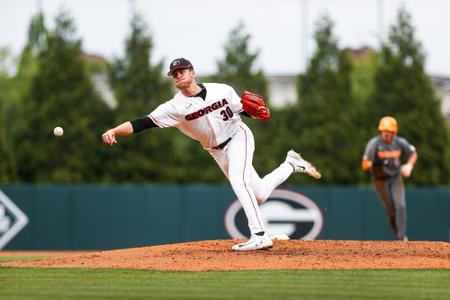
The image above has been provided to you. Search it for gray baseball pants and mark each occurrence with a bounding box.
[373,175,407,240]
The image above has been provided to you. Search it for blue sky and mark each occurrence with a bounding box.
[1,0,449,76]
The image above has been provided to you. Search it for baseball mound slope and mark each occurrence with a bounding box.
[2,240,449,271]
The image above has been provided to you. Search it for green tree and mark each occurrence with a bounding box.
[1,13,48,183]
[15,10,111,182]
[109,15,171,118]
[211,21,267,98]
[108,14,178,183]
[367,7,449,184]
[294,15,362,184]
[16,12,47,92]
[346,47,378,105]
[0,48,16,182]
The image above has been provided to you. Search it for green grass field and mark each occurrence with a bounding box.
[1,266,449,300]
[0,255,54,263]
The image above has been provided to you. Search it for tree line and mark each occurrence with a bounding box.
[0,8,448,185]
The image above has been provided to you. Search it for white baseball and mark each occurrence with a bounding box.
[53,126,64,136]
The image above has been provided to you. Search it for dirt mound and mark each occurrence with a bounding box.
[2,240,449,271]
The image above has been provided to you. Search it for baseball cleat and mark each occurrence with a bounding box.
[286,150,322,179]
[232,234,273,251]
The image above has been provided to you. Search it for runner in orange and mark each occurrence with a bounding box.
[362,116,418,241]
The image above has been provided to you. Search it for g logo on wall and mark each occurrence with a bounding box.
[0,190,28,249]
[225,189,323,239]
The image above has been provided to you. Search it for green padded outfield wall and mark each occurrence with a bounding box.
[0,185,448,250]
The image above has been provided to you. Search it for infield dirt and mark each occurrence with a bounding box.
[1,240,449,271]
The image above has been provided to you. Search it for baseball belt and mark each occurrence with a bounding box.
[212,137,232,150]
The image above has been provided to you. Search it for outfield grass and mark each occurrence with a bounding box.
[0,255,53,263]
[0,268,448,300]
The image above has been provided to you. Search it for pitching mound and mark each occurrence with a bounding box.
[2,240,449,271]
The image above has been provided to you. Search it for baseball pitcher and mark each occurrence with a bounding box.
[102,58,321,251]
[362,116,418,241]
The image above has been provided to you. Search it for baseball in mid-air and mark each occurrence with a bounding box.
[53,126,64,137]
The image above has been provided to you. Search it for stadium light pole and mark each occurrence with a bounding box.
[377,0,385,46]
[128,0,137,18]
[300,0,308,74]
[36,0,42,12]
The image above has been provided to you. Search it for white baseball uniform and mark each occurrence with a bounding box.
[148,83,294,234]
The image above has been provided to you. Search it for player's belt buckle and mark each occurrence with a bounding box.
[212,137,232,150]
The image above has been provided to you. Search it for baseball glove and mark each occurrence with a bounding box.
[241,91,271,122]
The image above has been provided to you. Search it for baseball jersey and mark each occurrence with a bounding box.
[148,83,244,149]
[363,136,416,179]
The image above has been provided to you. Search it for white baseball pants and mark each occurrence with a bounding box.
[208,122,293,234]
